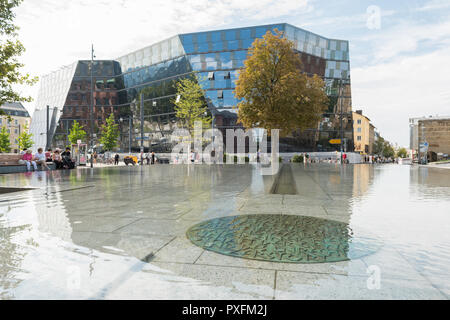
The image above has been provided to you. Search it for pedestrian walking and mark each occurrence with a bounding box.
[151,151,156,164]
[114,153,120,165]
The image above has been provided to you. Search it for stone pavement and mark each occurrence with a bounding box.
[0,164,449,299]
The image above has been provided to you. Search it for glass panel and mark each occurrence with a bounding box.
[212,32,221,42]
[213,41,223,51]
[240,29,251,39]
[228,40,239,50]
[225,30,235,41]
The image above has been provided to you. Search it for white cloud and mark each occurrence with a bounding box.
[415,0,450,12]
[14,0,311,114]
[352,46,450,147]
[366,19,450,62]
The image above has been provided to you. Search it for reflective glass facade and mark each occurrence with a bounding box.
[31,23,353,152]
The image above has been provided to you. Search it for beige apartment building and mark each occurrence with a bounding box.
[352,110,374,155]
[0,102,31,153]
[410,116,450,159]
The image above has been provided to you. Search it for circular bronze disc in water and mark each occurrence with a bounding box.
[186,214,382,263]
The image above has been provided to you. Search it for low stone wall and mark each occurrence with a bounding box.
[0,163,56,174]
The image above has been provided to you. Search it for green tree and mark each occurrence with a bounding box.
[17,124,33,150]
[99,113,120,151]
[383,142,395,158]
[397,147,408,158]
[173,77,211,133]
[0,126,11,152]
[0,0,38,105]
[68,120,87,145]
[235,29,328,136]
[373,136,385,155]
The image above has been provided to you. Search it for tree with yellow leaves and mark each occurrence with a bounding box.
[235,30,328,136]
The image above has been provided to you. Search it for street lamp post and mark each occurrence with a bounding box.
[338,78,344,163]
[421,122,427,165]
[45,105,50,151]
[89,44,96,168]
[120,115,133,154]
[140,93,144,165]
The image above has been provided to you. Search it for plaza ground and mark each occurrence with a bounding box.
[0,163,449,299]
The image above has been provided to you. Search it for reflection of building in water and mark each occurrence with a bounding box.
[32,174,72,242]
[352,164,373,198]
[0,218,28,299]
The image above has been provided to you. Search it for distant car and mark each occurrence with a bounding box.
[124,155,137,166]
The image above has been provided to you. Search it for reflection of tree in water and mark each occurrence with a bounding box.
[0,215,30,299]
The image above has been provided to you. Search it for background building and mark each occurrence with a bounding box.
[0,102,31,153]
[352,110,374,155]
[30,23,353,152]
[410,116,450,160]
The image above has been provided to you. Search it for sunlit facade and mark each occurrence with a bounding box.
[0,102,31,153]
[30,23,353,152]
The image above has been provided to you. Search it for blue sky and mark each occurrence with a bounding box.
[14,0,450,147]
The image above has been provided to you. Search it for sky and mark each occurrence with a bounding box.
[12,0,450,147]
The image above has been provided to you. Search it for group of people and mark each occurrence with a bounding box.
[110,152,157,165]
[138,152,157,165]
[19,147,75,171]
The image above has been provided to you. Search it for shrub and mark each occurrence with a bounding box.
[291,154,304,163]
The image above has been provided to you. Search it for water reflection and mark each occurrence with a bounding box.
[0,164,449,298]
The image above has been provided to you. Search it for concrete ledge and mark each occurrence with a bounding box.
[0,163,56,174]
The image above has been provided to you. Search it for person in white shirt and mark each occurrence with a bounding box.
[34,148,50,170]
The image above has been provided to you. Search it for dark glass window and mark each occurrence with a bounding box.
[208,72,215,80]
[224,72,231,79]
[217,90,223,99]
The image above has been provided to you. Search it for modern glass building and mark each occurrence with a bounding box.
[30,23,353,152]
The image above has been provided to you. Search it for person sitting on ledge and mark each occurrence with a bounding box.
[21,150,37,171]
[52,149,63,169]
[34,148,50,170]
[45,148,53,162]
[61,147,75,169]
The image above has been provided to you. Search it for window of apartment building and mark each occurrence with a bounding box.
[15,119,18,125]
[14,128,18,134]
[208,72,215,80]
[357,136,362,141]
[357,127,362,133]
[357,119,362,124]
[217,90,223,99]
[224,71,231,79]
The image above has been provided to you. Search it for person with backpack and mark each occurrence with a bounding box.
[61,147,75,169]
